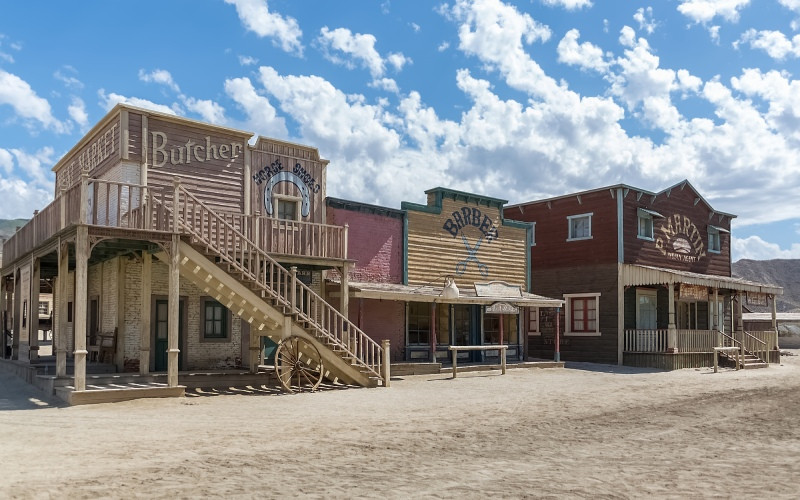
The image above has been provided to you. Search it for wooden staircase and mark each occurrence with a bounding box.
[155,183,387,388]
[717,331,769,370]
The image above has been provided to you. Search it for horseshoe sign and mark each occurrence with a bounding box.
[455,234,489,277]
[263,171,311,217]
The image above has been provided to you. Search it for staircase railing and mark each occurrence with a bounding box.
[168,182,385,383]
[716,330,743,367]
[743,331,769,365]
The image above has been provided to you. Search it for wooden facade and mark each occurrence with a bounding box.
[508,180,781,369]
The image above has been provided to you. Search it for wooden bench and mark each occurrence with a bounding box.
[448,345,508,378]
[713,346,741,373]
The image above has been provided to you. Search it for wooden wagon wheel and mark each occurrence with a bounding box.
[274,336,324,393]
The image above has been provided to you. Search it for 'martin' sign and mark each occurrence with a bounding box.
[655,214,706,263]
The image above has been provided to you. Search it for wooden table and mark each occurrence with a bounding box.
[448,345,508,378]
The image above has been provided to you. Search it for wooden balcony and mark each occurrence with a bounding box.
[624,329,778,354]
[1,176,348,269]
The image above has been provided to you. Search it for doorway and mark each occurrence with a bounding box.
[636,289,658,330]
[153,298,185,372]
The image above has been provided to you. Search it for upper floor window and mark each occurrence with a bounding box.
[708,225,728,253]
[637,208,662,240]
[38,302,50,315]
[567,213,593,241]
[276,199,299,221]
[564,293,601,336]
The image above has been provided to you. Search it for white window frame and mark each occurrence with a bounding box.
[528,222,536,247]
[637,213,654,240]
[273,194,302,221]
[527,306,540,336]
[566,212,593,241]
[563,292,601,337]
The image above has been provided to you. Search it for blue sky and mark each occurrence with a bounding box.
[1,0,799,261]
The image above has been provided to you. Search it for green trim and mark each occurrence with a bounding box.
[424,186,507,208]
[501,219,529,229]
[403,213,409,285]
[401,201,441,214]
[526,224,532,292]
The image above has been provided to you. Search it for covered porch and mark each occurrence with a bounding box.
[620,264,782,369]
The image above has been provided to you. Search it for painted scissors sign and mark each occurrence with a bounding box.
[455,234,489,277]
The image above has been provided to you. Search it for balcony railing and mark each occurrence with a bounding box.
[624,328,778,356]
[1,176,348,267]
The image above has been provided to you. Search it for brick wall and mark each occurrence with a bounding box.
[328,207,403,283]
[354,298,405,361]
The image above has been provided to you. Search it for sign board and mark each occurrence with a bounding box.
[474,281,522,298]
[746,292,768,307]
[296,269,313,285]
[679,284,708,301]
[486,302,519,314]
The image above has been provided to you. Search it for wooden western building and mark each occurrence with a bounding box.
[327,188,562,364]
[508,180,783,370]
[1,104,390,403]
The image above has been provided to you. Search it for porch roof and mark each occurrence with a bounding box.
[622,264,783,295]
[330,280,563,307]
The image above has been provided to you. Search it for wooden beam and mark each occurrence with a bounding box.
[167,234,180,388]
[56,240,68,377]
[140,251,151,374]
[73,226,89,391]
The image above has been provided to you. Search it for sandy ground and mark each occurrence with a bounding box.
[2,354,800,500]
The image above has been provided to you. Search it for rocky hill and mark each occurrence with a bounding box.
[732,259,800,313]
[0,219,28,242]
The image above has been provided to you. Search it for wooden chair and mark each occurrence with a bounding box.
[98,328,117,364]
[87,334,101,362]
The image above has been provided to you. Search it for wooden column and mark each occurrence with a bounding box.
[771,294,779,350]
[712,288,719,331]
[139,252,151,374]
[248,324,259,374]
[381,339,391,387]
[735,292,744,334]
[73,226,89,392]
[115,256,125,371]
[667,282,677,352]
[29,256,40,361]
[167,234,180,388]
[340,263,350,320]
[12,268,20,360]
[1,277,6,360]
[430,302,437,362]
[56,241,68,377]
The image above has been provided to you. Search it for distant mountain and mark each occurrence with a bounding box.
[0,219,29,242]
[732,259,800,313]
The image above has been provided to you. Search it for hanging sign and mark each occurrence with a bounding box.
[486,302,519,314]
[679,284,708,301]
[746,292,768,307]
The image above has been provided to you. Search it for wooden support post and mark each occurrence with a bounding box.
[343,223,349,260]
[713,288,719,331]
[501,346,507,375]
[340,263,350,319]
[1,277,6,360]
[451,348,458,379]
[11,269,19,360]
[290,266,297,311]
[56,241,68,377]
[771,295,779,351]
[554,306,561,363]
[430,302,437,362]
[667,282,677,353]
[249,325,260,374]
[381,339,391,387]
[140,252,151,374]
[73,226,89,391]
[29,256,40,361]
[172,178,180,233]
[167,234,180,388]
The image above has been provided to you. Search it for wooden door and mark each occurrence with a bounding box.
[154,299,184,371]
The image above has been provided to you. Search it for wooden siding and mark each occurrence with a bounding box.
[622,183,732,276]
[145,117,248,214]
[55,112,122,192]
[509,190,618,269]
[528,263,619,364]
[250,138,327,224]
[406,198,527,288]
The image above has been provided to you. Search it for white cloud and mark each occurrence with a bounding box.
[238,55,258,66]
[634,7,657,34]
[438,41,450,52]
[0,148,13,174]
[67,97,89,130]
[369,77,400,93]
[732,235,800,261]
[317,27,409,80]
[183,97,227,124]
[677,0,751,24]
[54,66,83,89]
[10,147,55,191]
[709,25,721,44]
[0,51,13,63]
[557,29,608,72]
[0,176,53,219]
[224,76,288,138]
[540,0,593,9]
[778,0,800,13]
[410,22,421,32]
[0,69,68,133]
[734,29,800,59]
[731,68,800,145]
[98,89,178,115]
[138,68,180,92]
[224,0,303,56]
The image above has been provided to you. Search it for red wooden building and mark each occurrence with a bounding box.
[508,181,783,369]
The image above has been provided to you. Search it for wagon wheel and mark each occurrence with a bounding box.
[274,336,324,393]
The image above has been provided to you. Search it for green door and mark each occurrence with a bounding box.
[154,299,184,372]
[262,336,278,364]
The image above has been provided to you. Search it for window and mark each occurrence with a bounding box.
[707,225,727,253]
[564,293,601,336]
[38,302,49,315]
[567,213,593,241]
[483,312,518,344]
[276,198,299,221]
[202,299,229,340]
[527,307,539,336]
[637,208,663,240]
[528,222,536,247]
[407,302,431,345]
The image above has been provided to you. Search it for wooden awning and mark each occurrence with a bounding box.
[622,264,782,295]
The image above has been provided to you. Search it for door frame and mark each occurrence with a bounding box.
[635,288,658,330]
[150,295,187,372]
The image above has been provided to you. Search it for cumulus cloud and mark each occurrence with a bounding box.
[540,0,593,9]
[0,148,13,174]
[238,55,258,66]
[54,66,83,89]
[557,29,608,72]
[224,0,303,56]
[183,97,227,124]
[732,235,800,261]
[677,0,751,24]
[224,76,288,138]
[634,7,657,35]
[139,68,180,92]
[0,176,53,219]
[98,89,178,115]
[317,26,410,82]
[734,29,800,60]
[0,69,68,133]
[67,97,89,130]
